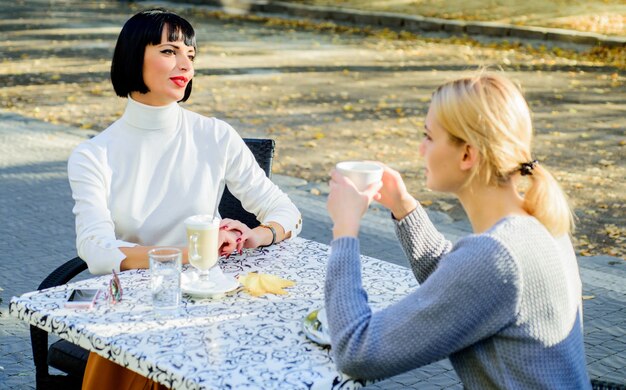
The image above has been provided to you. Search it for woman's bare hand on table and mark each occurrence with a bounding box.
[220,218,253,252]
[218,228,241,257]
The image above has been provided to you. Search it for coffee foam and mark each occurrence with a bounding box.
[184,214,220,230]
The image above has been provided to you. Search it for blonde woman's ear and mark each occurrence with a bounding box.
[459,143,479,172]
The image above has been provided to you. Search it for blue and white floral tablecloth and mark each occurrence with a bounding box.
[10,237,417,389]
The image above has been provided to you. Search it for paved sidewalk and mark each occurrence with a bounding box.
[1,111,625,388]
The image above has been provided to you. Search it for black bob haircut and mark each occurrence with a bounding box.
[111,8,197,102]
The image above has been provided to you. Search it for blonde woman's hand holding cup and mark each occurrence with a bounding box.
[327,169,382,239]
[374,163,418,221]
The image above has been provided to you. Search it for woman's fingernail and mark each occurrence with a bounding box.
[236,238,241,243]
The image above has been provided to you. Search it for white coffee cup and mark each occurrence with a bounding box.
[335,161,383,191]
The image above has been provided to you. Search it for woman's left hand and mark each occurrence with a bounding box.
[327,169,382,239]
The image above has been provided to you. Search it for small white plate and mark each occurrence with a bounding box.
[302,307,331,346]
[181,269,239,298]
[317,307,328,328]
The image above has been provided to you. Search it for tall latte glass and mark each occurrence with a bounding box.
[184,215,220,288]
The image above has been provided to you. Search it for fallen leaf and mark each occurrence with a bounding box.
[238,272,295,297]
[437,201,454,212]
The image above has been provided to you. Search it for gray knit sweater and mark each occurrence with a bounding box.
[325,205,590,389]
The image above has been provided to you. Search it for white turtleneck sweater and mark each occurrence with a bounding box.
[68,97,301,275]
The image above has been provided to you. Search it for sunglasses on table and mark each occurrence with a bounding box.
[109,269,123,304]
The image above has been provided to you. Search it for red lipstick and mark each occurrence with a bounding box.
[170,76,188,87]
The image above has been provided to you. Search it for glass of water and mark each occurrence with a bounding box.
[148,247,182,318]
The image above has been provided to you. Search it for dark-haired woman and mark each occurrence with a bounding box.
[68,9,301,389]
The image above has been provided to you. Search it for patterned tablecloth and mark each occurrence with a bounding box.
[10,237,418,390]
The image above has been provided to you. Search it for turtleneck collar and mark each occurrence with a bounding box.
[121,96,181,131]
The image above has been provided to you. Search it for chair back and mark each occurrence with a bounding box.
[218,138,275,228]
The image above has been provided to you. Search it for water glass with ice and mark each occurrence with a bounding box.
[149,247,182,318]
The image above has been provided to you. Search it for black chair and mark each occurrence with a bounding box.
[218,138,275,229]
[30,138,275,389]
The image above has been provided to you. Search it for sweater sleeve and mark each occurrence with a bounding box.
[221,127,302,238]
[394,205,453,283]
[67,145,137,275]
[325,235,521,381]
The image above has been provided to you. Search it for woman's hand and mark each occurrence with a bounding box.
[220,218,285,250]
[220,218,257,252]
[374,163,417,220]
[220,218,248,253]
[218,228,241,257]
[327,169,382,239]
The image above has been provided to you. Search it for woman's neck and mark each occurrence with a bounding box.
[456,180,528,234]
[122,95,180,131]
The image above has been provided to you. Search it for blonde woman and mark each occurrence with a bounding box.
[326,73,590,388]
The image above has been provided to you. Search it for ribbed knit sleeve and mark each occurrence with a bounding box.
[394,205,452,283]
[325,235,520,381]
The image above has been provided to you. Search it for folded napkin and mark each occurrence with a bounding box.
[238,272,295,297]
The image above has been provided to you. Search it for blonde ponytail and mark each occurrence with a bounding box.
[522,164,574,236]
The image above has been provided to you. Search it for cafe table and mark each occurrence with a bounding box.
[10,237,418,390]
